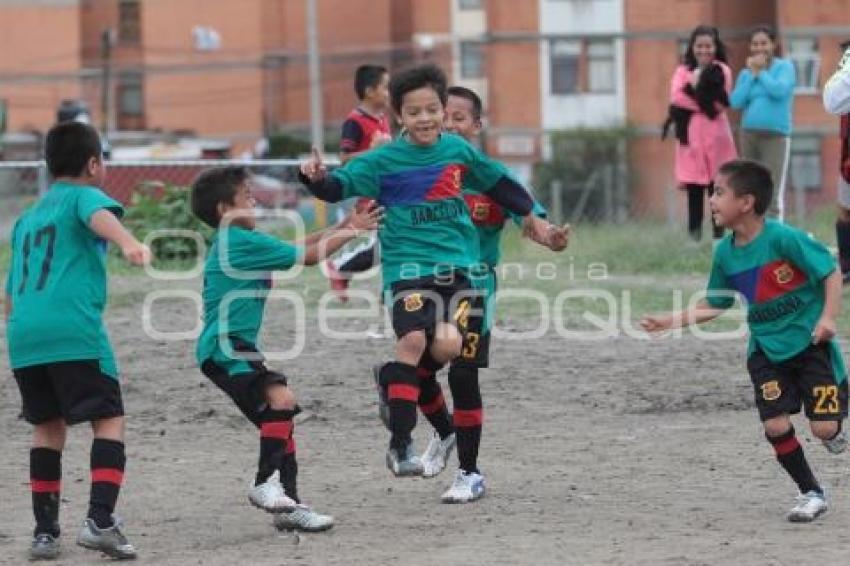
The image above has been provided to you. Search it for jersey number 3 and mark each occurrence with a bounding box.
[17,224,57,294]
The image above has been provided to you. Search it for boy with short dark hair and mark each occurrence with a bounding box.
[642,158,847,523]
[413,85,568,503]
[325,63,392,301]
[6,121,151,560]
[191,165,380,532]
[299,63,555,478]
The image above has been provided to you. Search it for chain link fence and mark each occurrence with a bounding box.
[0,159,348,242]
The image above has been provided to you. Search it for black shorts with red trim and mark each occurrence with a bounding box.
[747,343,849,422]
[14,360,124,425]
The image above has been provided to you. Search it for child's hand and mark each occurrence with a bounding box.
[122,242,152,266]
[640,314,674,333]
[812,316,837,345]
[300,147,327,182]
[348,201,384,233]
[546,222,570,252]
[370,132,392,149]
[521,215,550,245]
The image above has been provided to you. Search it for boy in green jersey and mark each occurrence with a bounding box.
[298,64,554,477]
[642,159,847,523]
[5,121,151,560]
[191,166,380,533]
[415,85,569,503]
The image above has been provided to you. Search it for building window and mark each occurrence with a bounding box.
[550,39,616,95]
[787,38,820,93]
[551,40,580,94]
[458,0,482,9]
[790,136,821,191]
[588,40,615,93]
[117,72,144,117]
[460,42,485,79]
[118,0,141,44]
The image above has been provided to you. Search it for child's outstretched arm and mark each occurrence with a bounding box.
[299,203,383,265]
[640,300,724,333]
[299,147,346,203]
[89,209,152,266]
[812,269,842,344]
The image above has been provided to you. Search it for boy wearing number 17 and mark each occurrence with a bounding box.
[5,121,151,560]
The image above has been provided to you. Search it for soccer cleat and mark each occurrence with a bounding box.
[29,533,60,560]
[787,490,828,522]
[273,504,335,532]
[386,443,424,477]
[249,471,297,513]
[441,469,485,504]
[372,364,390,430]
[76,517,137,560]
[822,431,848,454]
[324,260,350,303]
[421,431,456,478]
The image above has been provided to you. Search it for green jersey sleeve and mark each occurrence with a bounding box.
[226,229,304,272]
[76,187,124,225]
[705,253,735,309]
[509,199,548,225]
[778,227,836,282]
[330,151,381,200]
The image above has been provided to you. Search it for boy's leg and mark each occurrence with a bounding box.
[416,351,453,440]
[15,366,66,552]
[87,416,126,529]
[685,184,704,241]
[31,419,65,557]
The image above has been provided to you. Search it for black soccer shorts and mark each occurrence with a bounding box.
[14,360,124,425]
[747,343,849,422]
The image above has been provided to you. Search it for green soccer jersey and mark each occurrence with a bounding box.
[330,133,507,288]
[706,219,846,381]
[196,226,303,376]
[5,182,123,377]
[463,191,547,268]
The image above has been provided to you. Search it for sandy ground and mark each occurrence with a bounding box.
[2,276,850,565]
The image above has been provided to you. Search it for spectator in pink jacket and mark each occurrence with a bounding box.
[664,25,737,241]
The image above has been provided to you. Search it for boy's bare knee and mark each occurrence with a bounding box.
[267,384,297,410]
[763,415,792,438]
[431,323,462,363]
[91,416,125,441]
[810,420,839,440]
[397,331,428,363]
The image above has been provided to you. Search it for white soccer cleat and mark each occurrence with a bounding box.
[249,471,297,513]
[386,443,424,477]
[421,431,456,478]
[441,469,485,503]
[822,431,848,454]
[273,504,334,532]
[787,490,828,522]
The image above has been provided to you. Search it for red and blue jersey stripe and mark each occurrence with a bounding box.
[727,259,808,304]
[377,164,466,207]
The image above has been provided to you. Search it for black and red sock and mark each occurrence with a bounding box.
[31,447,61,537]
[88,439,125,529]
[767,426,821,494]
[381,362,420,451]
[417,368,454,440]
[448,364,482,474]
[279,426,300,504]
[257,409,296,486]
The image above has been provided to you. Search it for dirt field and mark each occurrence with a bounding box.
[2,275,850,565]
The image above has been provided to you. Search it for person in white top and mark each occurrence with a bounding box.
[824,41,850,283]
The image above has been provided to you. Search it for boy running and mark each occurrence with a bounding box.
[191,166,381,532]
[642,159,847,522]
[6,121,150,560]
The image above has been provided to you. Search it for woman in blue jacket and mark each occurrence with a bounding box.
[730,25,796,220]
